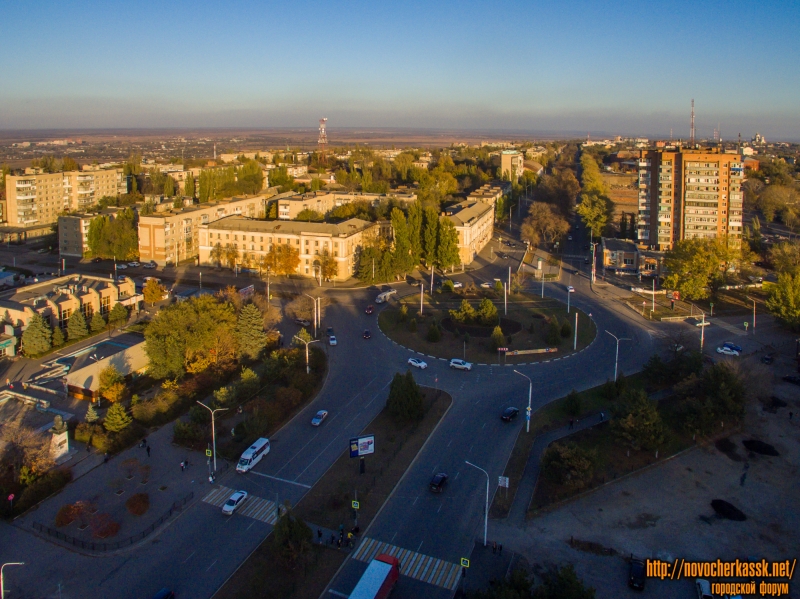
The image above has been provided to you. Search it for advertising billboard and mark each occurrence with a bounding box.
[349,435,375,458]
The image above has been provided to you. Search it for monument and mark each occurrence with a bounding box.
[49,415,72,464]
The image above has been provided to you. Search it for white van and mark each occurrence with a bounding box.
[236,437,270,473]
[374,289,397,304]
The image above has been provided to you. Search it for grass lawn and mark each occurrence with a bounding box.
[214,387,452,599]
[528,397,694,517]
[379,291,596,365]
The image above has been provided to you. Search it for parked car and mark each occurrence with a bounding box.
[449,358,473,371]
[480,282,491,288]
[722,341,743,353]
[362,330,371,339]
[375,289,397,303]
[761,353,775,365]
[567,286,575,293]
[567,235,573,241]
[116,263,128,270]
[407,358,428,369]
[782,375,800,385]
[221,490,248,515]
[501,407,519,422]
[311,410,328,426]
[128,261,140,267]
[429,473,448,493]
[143,261,157,269]
[36,248,49,254]
[365,305,374,315]
[452,281,463,289]
[716,346,739,357]
[326,327,334,336]
[628,557,646,590]
[294,318,311,327]
[695,579,713,599]
[329,335,338,346]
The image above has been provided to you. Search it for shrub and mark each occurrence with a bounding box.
[386,371,424,421]
[560,318,572,338]
[91,513,121,539]
[489,325,505,352]
[125,493,150,516]
[275,386,303,409]
[103,402,132,433]
[408,318,417,332]
[563,389,581,417]
[273,509,313,564]
[541,442,597,489]
[494,280,504,293]
[426,322,441,342]
[611,389,664,451]
[90,432,112,452]
[173,421,204,445]
[545,317,561,346]
[74,422,93,444]
[14,469,73,515]
[55,503,79,527]
[398,304,408,322]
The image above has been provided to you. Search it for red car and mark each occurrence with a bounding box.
[365,305,374,315]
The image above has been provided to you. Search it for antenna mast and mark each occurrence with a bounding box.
[318,117,328,160]
[690,99,695,147]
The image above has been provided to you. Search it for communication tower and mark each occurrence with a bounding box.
[690,99,695,147]
[318,118,328,157]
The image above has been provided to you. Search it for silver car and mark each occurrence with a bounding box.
[221,490,248,515]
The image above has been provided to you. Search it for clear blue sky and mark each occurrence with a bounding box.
[2,0,799,139]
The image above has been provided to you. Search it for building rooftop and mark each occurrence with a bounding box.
[602,238,639,252]
[139,193,271,219]
[10,274,134,305]
[205,216,375,237]
[444,200,493,227]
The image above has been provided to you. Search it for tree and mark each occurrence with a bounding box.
[386,371,424,421]
[521,202,570,247]
[426,322,441,342]
[611,389,664,451]
[545,317,561,346]
[476,298,498,325]
[108,303,128,327]
[766,272,800,329]
[67,311,89,341]
[273,508,313,565]
[21,313,52,355]
[86,208,139,260]
[294,209,324,222]
[390,207,414,275]
[436,218,460,272]
[143,278,165,306]
[236,303,268,360]
[265,244,301,277]
[90,311,106,334]
[532,169,580,214]
[99,366,125,403]
[450,299,477,324]
[564,389,581,417]
[422,206,439,267]
[407,200,423,265]
[318,250,338,281]
[769,240,800,275]
[532,565,596,599]
[758,185,798,223]
[85,403,99,423]
[663,238,738,300]
[52,326,65,347]
[163,175,175,197]
[103,402,132,433]
[541,442,597,489]
[576,192,610,238]
[184,172,196,198]
[489,325,505,352]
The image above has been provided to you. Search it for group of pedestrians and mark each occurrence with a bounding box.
[491,541,503,555]
[319,525,355,549]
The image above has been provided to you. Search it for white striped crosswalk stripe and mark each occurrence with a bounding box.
[202,485,278,525]
[352,537,461,591]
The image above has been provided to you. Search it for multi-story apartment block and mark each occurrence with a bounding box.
[499,150,524,182]
[443,200,494,265]
[4,168,125,228]
[58,214,94,257]
[637,148,743,250]
[277,191,417,221]
[138,195,269,266]
[467,181,512,217]
[198,216,377,280]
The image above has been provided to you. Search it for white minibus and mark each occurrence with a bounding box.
[236,437,270,473]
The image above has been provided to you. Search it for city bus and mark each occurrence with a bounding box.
[236,437,270,473]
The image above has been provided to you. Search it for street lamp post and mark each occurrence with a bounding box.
[302,293,318,337]
[464,461,489,547]
[513,370,532,433]
[293,335,320,374]
[196,401,227,477]
[605,330,631,382]
[199,271,202,289]
[1,562,25,599]
[746,296,755,332]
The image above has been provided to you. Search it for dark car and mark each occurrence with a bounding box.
[92,257,102,263]
[294,318,311,327]
[723,341,743,353]
[363,329,371,339]
[501,407,519,422]
[429,473,448,493]
[783,375,800,386]
[761,353,775,365]
[326,327,334,337]
[152,590,176,599]
[365,305,374,315]
[628,558,646,590]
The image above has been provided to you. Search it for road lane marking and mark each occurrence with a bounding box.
[182,550,196,564]
[391,531,398,543]
[248,472,312,489]
[206,559,218,572]
[202,485,279,525]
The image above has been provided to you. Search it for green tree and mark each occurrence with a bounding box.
[52,326,65,347]
[98,366,124,401]
[67,311,88,341]
[103,402,132,433]
[476,298,498,325]
[163,175,175,197]
[663,238,738,300]
[236,303,268,360]
[545,318,561,346]
[450,299,477,324]
[769,240,800,275]
[184,172,196,198]
[294,209,324,222]
[426,322,441,342]
[436,218,460,272]
[611,389,664,451]
[532,564,596,599]
[90,311,106,334]
[143,278,165,306]
[766,272,800,328]
[521,202,570,247]
[489,325,505,352]
[407,200,423,265]
[564,389,581,417]
[273,508,313,564]
[21,313,52,355]
[541,442,597,489]
[390,207,414,275]
[422,206,439,267]
[108,303,129,327]
[85,403,99,423]
[576,192,610,238]
[386,371,424,421]
[560,317,572,338]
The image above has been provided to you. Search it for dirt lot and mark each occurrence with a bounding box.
[491,379,800,598]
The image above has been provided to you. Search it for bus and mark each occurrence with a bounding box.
[236,438,270,473]
[349,554,400,599]
[374,289,397,304]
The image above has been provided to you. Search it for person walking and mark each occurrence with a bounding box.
[330,533,335,546]
[337,537,342,549]
[317,529,323,544]
[146,445,151,457]
[499,544,503,556]
[103,452,109,463]
[180,461,185,472]
[492,541,497,554]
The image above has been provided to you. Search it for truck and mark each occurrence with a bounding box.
[349,554,401,599]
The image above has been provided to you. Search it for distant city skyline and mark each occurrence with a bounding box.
[2,0,799,140]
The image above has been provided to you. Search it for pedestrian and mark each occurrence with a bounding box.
[790,411,794,420]
[103,452,109,463]
[146,445,151,457]
[330,533,335,545]
[5,378,9,386]
[337,537,342,549]
[492,541,497,554]
[600,412,605,422]
[499,544,503,556]
[569,418,574,430]
[86,443,91,453]
[317,528,323,544]
[180,461,185,472]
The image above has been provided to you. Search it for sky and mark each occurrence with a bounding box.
[2,0,799,139]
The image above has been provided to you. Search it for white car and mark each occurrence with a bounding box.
[408,358,428,369]
[716,346,739,356]
[480,282,491,289]
[115,263,128,270]
[221,490,248,515]
[143,262,157,269]
[329,335,337,346]
[568,235,573,241]
[567,286,575,293]
[311,410,328,426]
[452,281,463,289]
[449,358,473,371]
[128,261,140,267]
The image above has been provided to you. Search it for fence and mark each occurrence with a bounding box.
[32,491,194,552]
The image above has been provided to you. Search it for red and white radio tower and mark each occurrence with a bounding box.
[318,117,328,158]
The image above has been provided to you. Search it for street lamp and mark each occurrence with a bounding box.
[464,461,489,547]
[302,293,320,337]
[1,562,25,599]
[745,296,755,332]
[513,370,533,433]
[605,330,630,382]
[293,335,320,374]
[196,401,227,479]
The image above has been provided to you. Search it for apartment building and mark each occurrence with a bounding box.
[637,148,744,250]
[138,195,268,266]
[4,168,125,228]
[467,181,511,217]
[219,151,273,163]
[499,150,524,182]
[58,214,94,257]
[198,216,377,280]
[443,200,494,265]
[1,274,139,333]
[277,191,417,220]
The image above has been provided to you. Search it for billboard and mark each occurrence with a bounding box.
[349,435,375,458]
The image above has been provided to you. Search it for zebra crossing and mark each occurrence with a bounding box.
[202,485,278,525]
[708,318,747,336]
[352,537,461,592]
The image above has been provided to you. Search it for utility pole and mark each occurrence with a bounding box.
[700,312,705,352]
[464,461,489,547]
[605,330,630,381]
[1,562,26,599]
[514,370,532,433]
[303,293,318,337]
[508,267,511,295]
[420,284,423,315]
[573,311,578,350]
[196,401,227,477]
[504,283,507,316]
[293,335,320,374]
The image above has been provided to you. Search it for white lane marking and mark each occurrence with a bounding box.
[437,503,443,513]
[413,496,419,506]
[391,531,398,543]
[447,439,453,447]
[249,472,312,488]
[206,559,218,572]
[418,541,424,552]
[482,422,487,429]
[182,550,196,564]
[454,472,460,480]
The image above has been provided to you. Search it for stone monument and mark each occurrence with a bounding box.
[49,415,71,464]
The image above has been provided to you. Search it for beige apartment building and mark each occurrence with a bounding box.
[443,200,494,265]
[4,168,125,227]
[499,150,524,182]
[198,216,377,280]
[637,148,744,250]
[467,181,511,217]
[277,190,417,220]
[138,195,269,265]
[58,214,94,257]
[1,274,139,333]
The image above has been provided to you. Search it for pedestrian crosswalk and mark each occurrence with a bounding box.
[202,485,278,525]
[352,537,461,592]
[708,318,747,336]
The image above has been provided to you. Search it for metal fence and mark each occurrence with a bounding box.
[32,491,194,552]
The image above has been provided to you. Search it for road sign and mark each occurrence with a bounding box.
[497,347,508,352]
[349,435,375,458]
[498,476,509,488]
[526,406,531,413]
[352,500,360,510]
[460,558,470,568]
[205,449,212,457]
